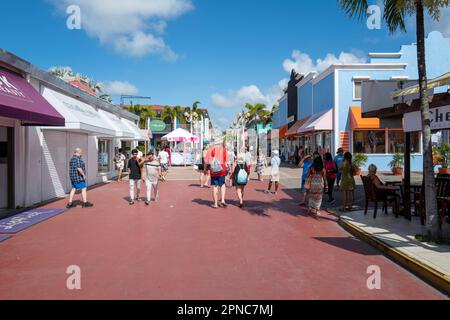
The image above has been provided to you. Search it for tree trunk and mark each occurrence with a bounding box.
[416,0,440,239]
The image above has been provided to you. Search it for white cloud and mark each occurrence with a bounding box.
[106,81,139,95]
[427,6,450,37]
[50,0,193,59]
[283,50,367,74]
[211,81,286,110]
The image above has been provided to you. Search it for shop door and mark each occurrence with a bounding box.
[0,127,8,208]
[42,131,68,201]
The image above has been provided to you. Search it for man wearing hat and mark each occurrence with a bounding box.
[335,147,345,189]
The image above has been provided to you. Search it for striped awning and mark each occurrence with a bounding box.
[391,72,450,99]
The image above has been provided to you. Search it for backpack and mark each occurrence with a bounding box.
[236,165,248,185]
[211,157,223,174]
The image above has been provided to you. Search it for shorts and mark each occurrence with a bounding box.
[336,172,342,182]
[71,181,86,191]
[270,172,280,182]
[161,163,169,172]
[116,163,124,170]
[211,176,226,187]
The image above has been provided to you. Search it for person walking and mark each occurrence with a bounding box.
[207,142,228,209]
[67,148,93,209]
[127,149,144,205]
[324,152,337,204]
[255,150,267,182]
[143,151,160,205]
[299,154,313,206]
[226,149,236,188]
[165,145,172,167]
[340,152,356,212]
[114,148,126,182]
[232,154,250,208]
[158,147,170,181]
[266,150,281,195]
[307,156,327,216]
[334,147,345,189]
[244,146,252,174]
[197,146,209,188]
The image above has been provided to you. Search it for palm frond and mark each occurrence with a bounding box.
[337,0,370,21]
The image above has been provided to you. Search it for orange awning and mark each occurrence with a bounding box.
[279,125,289,139]
[286,116,311,137]
[350,106,380,130]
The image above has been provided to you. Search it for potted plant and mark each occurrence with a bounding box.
[436,143,450,174]
[353,153,368,176]
[389,153,404,176]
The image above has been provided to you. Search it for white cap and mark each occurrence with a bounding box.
[273,150,279,155]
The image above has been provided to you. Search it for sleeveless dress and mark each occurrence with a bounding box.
[308,169,325,210]
[340,162,356,191]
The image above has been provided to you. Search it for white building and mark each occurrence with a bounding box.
[0,49,148,211]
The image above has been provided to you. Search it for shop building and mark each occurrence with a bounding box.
[272,31,450,171]
[0,49,147,210]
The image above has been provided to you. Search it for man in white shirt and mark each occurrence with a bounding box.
[158,147,170,181]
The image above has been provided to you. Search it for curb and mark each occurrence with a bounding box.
[337,217,450,296]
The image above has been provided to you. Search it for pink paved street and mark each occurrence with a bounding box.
[0,180,446,300]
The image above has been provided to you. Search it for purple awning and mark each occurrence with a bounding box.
[0,68,65,126]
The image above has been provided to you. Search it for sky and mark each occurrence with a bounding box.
[1,0,449,129]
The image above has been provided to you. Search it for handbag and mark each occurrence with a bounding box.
[304,175,312,190]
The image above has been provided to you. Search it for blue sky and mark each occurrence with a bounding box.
[1,0,448,129]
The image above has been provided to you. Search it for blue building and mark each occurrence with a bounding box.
[272,31,450,171]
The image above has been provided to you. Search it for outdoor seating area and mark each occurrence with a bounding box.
[361,174,450,229]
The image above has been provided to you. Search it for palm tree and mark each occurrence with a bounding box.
[338,0,449,240]
[139,109,157,129]
[162,106,184,131]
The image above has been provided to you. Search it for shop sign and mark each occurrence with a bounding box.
[404,105,450,132]
[150,120,167,132]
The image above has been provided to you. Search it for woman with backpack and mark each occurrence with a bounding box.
[233,154,250,208]
[324,152,337,204]
[307,156,328,216]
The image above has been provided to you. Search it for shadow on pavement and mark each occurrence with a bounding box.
[313,237,380,256]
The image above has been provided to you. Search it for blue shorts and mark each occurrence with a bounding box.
[72,181,87,191]
[211,176,226,187]
[337,172,342,181]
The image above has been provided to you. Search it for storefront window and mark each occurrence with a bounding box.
[98,139,111,173]
[388,130,421,154]
[353,130,386,154]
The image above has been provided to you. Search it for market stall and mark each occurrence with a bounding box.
[162,128,199,166]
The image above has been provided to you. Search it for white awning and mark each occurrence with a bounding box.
[404,105,450,132]
[98,109,135,138]
[120,118,150,141]
[41,87,116,136]
[297,109,333,134]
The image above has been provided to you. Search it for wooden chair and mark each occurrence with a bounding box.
[361,175,400,219]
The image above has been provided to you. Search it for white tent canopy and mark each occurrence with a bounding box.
[162,128,199,143]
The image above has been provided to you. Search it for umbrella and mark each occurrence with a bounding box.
[162,128,199,143]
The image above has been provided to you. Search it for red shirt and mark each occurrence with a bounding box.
[324,160,337,180]
[206,146,228,177]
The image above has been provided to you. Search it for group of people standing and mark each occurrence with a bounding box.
[298,147,356,215]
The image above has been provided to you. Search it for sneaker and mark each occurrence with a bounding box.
[82,202,94,208]
[264,190,270,194]
[66,202,76,209]
[145,201,150,206]
[129,201,134,205]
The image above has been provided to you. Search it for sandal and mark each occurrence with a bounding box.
[219,203,228,208]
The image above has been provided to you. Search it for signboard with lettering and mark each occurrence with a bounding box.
[150,120,167,132]
[404,105,450,132]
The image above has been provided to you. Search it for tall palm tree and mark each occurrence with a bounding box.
[162,106,184,131]
[338,0,448,240]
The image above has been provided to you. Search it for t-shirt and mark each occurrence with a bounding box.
[271,156,281,174]
[334,154,344,172]
[159,151,169,164]
[206,146,228,177]
[127,158,142,180]
[302,160,313,181]
[115,153,125,164]
[144,160,160,183]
